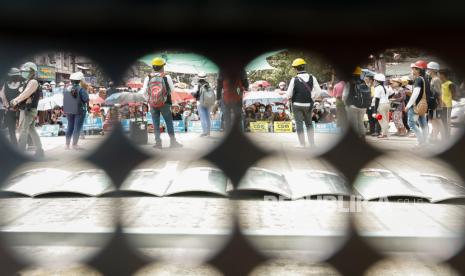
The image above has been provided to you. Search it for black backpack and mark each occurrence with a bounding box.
[349,80,371,108]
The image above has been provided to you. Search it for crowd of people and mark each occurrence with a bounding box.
[344,61,463,148]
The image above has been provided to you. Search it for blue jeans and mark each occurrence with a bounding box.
[198,104,211,134]
[418,114,429,140]
[66,113,85,146]
[151,104,175,143]
[407,107,426,145]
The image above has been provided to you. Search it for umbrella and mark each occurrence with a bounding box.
[127,81,143,89]
[105,92,147,105]
[89,94,105,105]
[245,50,285,72]
[253,80,271,88]
[171,91,194,103]
[243,91,287,106]
[37,94,63,111]
[141,53,219,74]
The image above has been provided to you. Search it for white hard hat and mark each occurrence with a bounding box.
[70,71,85,81]
[279,81,286,87]
[8,68,21,76]
[59,82,65,86]
[374,73,386,82]
[197,72,207,79]
[427,61,440,71]
[50,81,56,85]
[20,62,38,72]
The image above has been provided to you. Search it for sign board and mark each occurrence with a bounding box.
[173,120,186,132]
[273,121,292,133]
[39,124,60,137]
[37,65,56,82]
[312,122,340,134]
[187,120,203,133]
[211,120,222,131]
[82,115,103,131]
[250,121,269,133]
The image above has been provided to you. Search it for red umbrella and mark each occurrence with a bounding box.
[253,80,271,87]
[171,90,194,103]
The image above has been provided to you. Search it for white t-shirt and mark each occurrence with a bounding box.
[374,85,390,104]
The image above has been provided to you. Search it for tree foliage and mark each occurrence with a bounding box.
[247,50,333,87]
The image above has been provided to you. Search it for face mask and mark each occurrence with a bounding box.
[259,108,265,112]
[7,82,20,89]
[21,72,30,79]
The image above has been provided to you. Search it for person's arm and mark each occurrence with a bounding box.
[11,80,38,105]
[0,84,8,108]
[142,76,149,97]
[80,88,90,103]
[342,82,349,102]
[406,86,421,109]
[286,78,295,99]
[311,76,322,99]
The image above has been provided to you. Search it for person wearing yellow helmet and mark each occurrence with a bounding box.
[142,56,182,149]
[287,57,322,148]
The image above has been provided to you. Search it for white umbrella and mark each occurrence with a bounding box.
[37,94,63,111]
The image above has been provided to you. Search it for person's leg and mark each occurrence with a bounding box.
[198,105,209,135]
[293,105,305,146]
[445,107,452,139]
[26,109,43,154]
[407,107,423,145]
[72,114,83,146]
[418,114,428,144]
[6,111,18,146]
[18,110,31,151]
[160,104,181,147]
[206,106,211,134]
[151,107,162,144]
[302,106,315,146]
[379,103,390,136]
[65,114,76,147]
[367,107,375,134]
[356,108,366,137]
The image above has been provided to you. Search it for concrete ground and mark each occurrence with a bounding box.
[2,131,465,275]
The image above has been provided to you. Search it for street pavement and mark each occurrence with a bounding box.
[1,130,465,274]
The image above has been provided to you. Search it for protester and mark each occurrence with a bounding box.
[286,58,322,148]
[217,70,249,131]
[171,104,183,120]
[244,105,256,131]
[372,73,390,139]
[255,104,271,121]
[426,62,444,143]
[439,68,457,139]
[400,76,412,134]
[272,104,290,122]
[278,81,286,92]
[9,62,44,157]
[63,72,89,150]
[344,66,371,138]
[0,68,22,146]
[365,74,379,136]
[405,60,429,147]
[389,78,407,136]
[143,57,182,149]
[106,81,118,97]
[190,72,215,137]
[330,73,346,130]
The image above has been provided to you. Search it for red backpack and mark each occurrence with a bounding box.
[147,73,168,108]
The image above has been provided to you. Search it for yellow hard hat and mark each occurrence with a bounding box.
[292,58,306,67]
[151,57,166,66]
[353,66,362,75]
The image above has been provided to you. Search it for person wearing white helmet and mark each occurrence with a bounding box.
[278,81,286,91]
[372,73,391,138]
[9,62,44,158]
[426,61,444,143]
[190,72,215,137]
[63,72,89,150]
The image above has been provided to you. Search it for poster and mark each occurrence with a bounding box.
[37,65,56,82]
[273,121,292,133]
[250,121,269,133]
[82,115,103,131]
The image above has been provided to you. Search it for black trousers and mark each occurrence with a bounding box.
[366,107,380,134]
[293,104,315,146]
[4,110,18,146]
